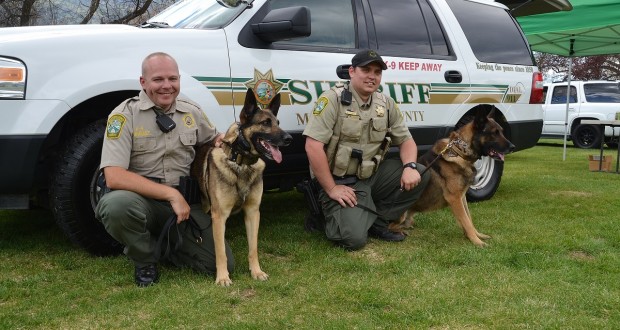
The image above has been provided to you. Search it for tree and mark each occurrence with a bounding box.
[0,0,176,27]
[535,53,620,82]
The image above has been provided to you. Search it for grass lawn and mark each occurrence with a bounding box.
[1,139,619,329]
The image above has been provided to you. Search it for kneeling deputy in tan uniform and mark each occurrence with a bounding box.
[303,49,430,250]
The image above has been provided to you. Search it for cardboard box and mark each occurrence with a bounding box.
[588,155,612,172]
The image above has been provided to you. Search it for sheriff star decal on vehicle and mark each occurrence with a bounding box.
[244,69,284,108]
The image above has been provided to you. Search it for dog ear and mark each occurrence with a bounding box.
[240,88,259,125]
[268,93,281,117]
[487,107,496,119]
[474,108,489,130]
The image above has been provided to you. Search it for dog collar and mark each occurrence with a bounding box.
[444,137,476,160]
[222,123,259,165]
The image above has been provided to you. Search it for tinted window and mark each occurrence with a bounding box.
[271,0,356,48]
[447,0,534,65]
[368,0,450,57]
[583,83,620,103]
[551,86,577,104]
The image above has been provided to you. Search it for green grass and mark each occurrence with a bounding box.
[2,140,620,329]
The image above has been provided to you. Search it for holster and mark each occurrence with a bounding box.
[178,176,201,205]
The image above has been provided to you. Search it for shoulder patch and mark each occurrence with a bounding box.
[313,97,329,116]
[106,114,126,139]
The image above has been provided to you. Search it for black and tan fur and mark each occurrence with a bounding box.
[191,88,292,286]
[389,109,514,247]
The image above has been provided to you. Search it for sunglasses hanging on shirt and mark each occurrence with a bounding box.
[153,108,176,133]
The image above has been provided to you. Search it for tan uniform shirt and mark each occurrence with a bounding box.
[100,90,217,186]
[303,85,411,177]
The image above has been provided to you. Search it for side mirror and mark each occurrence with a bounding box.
[251,6,311,43]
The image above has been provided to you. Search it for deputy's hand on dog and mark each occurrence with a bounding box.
[214,133,225,147]
[169,192,191,224]
[328,184,357,208]
[401,167,422,191]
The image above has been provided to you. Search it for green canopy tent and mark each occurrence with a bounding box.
[517,0,620,159]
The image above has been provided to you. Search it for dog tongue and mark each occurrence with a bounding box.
[267,144,283,163]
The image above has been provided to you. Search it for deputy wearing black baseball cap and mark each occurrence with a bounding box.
[302,48,428,250]
[351,49,388,70]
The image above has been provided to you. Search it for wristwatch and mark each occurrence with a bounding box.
[403,162,418,170]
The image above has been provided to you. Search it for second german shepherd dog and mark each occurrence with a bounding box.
[191,88,292,286]
[388,109,514,247]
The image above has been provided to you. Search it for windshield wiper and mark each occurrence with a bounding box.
[139,21,171,28]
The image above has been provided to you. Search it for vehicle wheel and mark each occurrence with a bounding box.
[466,156,504,202]
[49,119,123,256]
[455,114,504,202]
[572,124,601,149]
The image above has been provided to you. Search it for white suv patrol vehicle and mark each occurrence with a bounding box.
[541,81,620,148]
[0,0,552,255]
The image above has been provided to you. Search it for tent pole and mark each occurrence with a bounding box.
[562,58,573,160]
[562,39,575,161]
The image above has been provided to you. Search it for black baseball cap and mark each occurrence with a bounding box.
[351,49,387,70]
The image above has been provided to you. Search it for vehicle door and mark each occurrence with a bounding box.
[363,0,471,147]
[544,84,578,134]
[226,0,361,176]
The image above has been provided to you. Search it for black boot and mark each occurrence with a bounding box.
[134,264,159,287]
[368,226,405,242]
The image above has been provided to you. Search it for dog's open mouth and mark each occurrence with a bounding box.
[257,138,283,163]
[487,149,505,161]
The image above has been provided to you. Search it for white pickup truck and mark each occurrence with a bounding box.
[541,80,620,148]
[1,0,564,255]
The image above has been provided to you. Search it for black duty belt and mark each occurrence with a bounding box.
[333,175,358,186]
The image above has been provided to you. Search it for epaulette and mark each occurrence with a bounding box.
[176,98,201,112]
[374,91,387,103]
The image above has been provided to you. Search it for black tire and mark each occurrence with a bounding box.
[466,156,504,202]
[455,114,504,202]
[49,119,122,256]
[572,124,601,149]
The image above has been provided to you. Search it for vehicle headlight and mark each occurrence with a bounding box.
[0,57,26,99]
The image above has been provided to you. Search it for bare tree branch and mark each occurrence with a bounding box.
[536,53,620,82]
[19,0,36,26]
[108,0,153,24]
[80,0,101,24]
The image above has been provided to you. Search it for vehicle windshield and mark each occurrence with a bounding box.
[146,0,252,29]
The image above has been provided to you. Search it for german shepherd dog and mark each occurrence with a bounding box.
[191,88,292,286]
[388,109,514,247]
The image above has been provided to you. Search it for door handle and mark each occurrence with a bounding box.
[444,70,462,83]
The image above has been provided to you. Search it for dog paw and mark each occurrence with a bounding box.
[477,232,491,240]
[215,277,233,287]
[472,240,488,248]
[252,271,269,281]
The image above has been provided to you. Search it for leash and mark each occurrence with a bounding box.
[154,214,206,261]
[374,137,469,216]
[326,137,469,219]
[419,137,468,176]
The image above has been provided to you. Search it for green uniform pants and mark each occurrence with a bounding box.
[95,190,234,274]
[319,158,430,250]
